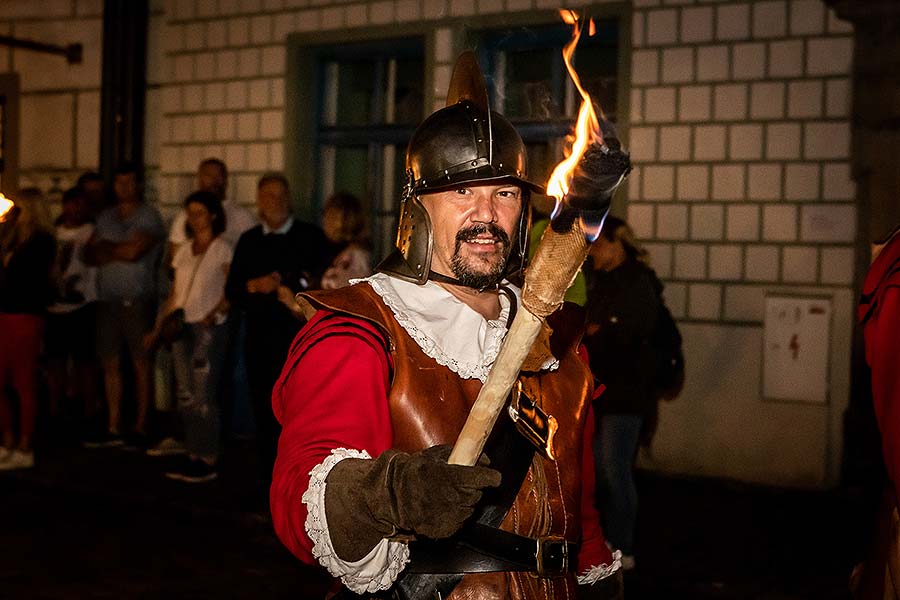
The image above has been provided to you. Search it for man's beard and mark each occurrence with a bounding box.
[450,223,513,290]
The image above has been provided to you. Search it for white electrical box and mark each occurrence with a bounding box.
[762,296,832,404]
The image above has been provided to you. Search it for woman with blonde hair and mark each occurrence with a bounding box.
[0,188,57,469]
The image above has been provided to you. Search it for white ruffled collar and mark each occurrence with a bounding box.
[357,273,557,381]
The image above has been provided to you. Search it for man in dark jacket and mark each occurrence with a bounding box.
[225,173,333,482]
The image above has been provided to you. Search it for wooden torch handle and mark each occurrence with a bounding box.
[448,219,590,466]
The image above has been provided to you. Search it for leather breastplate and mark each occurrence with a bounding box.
[300,283,594,600]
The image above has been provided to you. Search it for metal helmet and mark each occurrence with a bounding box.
[376,51,545,286]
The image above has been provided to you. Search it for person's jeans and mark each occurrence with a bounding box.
[171,322,229,462]
[593,414,644,556]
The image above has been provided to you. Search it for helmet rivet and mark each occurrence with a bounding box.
[471,161,477,166]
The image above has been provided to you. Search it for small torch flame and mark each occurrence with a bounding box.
[546,10,603,204]
[0,194,13,223]
[545,11,608,241]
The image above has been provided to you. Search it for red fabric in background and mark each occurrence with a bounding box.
[860,231,900,502]
[0,313,44,443]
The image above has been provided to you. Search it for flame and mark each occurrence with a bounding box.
[546,12,604,203]
[0,194,12,222]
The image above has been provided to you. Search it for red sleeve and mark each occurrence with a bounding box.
[270,310,394,565]
[577,400,615,572]
[866,285,900,502]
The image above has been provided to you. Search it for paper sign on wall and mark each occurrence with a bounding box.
[762,296,831,404]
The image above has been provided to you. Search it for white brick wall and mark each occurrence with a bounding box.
[7,7,103,187]
[708,244,742,280]
[659,126,691,161]
[781,246,818,282]
[745,245,779,281]
[677,165,709,201]
[690,204,724,240]
[633,0,856,489]
[688,283,721,319]
[674,243,706,279]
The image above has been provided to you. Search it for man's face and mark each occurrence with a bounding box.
[113,173,138,203]
[256,180,291,230]
[419,183,522,289]
[197,163,227,199]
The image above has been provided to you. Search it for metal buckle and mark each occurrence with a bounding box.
[507,380,558,460]
[535,535,568,578]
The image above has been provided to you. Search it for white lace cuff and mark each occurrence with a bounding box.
[301,448,411,594]
[577,550,623,585]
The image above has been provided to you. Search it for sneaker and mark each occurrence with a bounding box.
[146,437,186,457]
[0,450,34,470]
[165,458,218,483]
[82,430,125,448]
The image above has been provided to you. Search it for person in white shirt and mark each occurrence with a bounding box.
[156,158,256,457]
[146,191,233,483]
[167,158,256,251]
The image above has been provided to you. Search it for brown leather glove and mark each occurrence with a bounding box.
[324,445,501,561]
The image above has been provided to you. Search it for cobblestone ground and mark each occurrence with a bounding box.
[0,442,875,599]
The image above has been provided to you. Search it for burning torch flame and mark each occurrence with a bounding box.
[0,194,13,223]
[546,10,603,203]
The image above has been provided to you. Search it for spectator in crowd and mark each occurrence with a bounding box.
[582,216,663,572]
[84,163,164,449]
[320,191,372,289]
[160,158,256,454]
[167,158,256,251]
[0,188,57,470]
[46,186,100,433]
[225,173,332,486]
[144,191,232,483]
[77,171,107,220]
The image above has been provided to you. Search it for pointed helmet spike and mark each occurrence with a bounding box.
[445,51,490,112]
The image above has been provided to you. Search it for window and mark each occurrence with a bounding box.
[312,39,425,262]
[474,20,620,213]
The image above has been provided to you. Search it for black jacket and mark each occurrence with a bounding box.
[583,258,662,418]
[0,231,56,314]
[225,220,334,354]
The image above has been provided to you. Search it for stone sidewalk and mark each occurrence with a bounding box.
[0,441,873,599]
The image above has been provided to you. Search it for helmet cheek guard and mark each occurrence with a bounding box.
[393,190,434,283]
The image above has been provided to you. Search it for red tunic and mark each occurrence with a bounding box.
[270,290,613,587]
[860,231,900,502]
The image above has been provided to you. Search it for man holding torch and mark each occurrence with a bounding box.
[271,49,630,599]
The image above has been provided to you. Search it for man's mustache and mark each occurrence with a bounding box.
[455,223,510,246]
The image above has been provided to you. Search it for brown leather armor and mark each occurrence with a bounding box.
[299,282,594,600]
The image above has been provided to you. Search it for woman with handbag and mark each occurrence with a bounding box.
[144,191,232,483]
